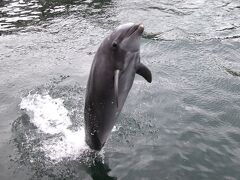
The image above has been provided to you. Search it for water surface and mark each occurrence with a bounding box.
[1,0,240,179]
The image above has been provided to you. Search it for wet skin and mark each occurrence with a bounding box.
[84,23,152,151]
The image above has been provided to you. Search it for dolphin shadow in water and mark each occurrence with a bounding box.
[85,157,117,180]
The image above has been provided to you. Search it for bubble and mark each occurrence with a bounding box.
[20,93,89,163]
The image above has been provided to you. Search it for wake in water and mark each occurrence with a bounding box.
[11,81,120,179]
[10,78,145,179]
[19,93,90,162]
[11,77,106,166]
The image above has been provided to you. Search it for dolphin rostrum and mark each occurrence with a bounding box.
[84,23,152,151]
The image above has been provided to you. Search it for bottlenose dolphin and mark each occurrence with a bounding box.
[84,23,152,151]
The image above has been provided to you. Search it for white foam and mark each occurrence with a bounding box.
[20,93,89,162]
[112,125,121,132]
[41,128,88,162]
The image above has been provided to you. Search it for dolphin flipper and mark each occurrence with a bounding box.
[136,63,152,83]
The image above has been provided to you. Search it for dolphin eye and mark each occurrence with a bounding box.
[112,41,118,49]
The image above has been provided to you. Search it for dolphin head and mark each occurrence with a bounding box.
[100,23,144,69]
[101,23,144,106]
[111,22,144,53]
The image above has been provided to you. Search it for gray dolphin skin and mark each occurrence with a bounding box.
[84,23,152,151]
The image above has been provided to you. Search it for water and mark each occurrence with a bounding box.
[1,0,240,179]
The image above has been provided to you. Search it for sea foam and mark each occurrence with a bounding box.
[20,93,89,162]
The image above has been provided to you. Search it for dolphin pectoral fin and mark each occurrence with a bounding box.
[136,63,152,83]
[114,70,120,107]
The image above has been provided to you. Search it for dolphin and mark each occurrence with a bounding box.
[84,23,152,151]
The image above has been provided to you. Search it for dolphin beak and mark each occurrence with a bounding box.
[138,23,144,34]
[114,69,120,107]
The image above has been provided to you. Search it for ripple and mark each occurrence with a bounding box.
[225,67,240,77]
[0,0,115,34]
[148,5,192,16]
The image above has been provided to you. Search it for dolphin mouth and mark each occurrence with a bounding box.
[127,23,144,37]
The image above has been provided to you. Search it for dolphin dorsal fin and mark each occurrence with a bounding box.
[136,63,152,83]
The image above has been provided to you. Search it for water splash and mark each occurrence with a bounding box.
[20,93,89,163]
